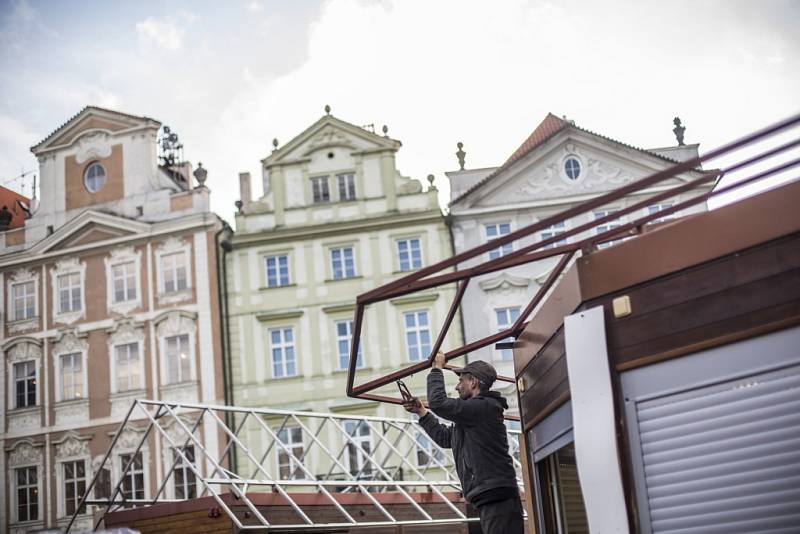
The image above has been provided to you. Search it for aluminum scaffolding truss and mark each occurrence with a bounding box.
[66,399,524,532]
[346,113,800,408]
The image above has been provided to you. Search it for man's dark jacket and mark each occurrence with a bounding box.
[418,368,518,502]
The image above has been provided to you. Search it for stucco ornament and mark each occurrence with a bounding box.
[75,132,112,164]
[55,434,90,459]
[53,328,89,354]
[156,311,197,337]
[6,339,42,363]
[8,440,43,466]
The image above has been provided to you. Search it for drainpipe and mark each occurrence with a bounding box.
[214,217,236,470]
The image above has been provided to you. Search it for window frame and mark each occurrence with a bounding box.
[57,351,87,402]
[343,420,373,477]
[403,309,432,362]
[485,222,514,260]
[396,237,423,272]
[163,333,193,385]
[10,280,37,322]
[155,238,193,302]
[14,465,40,523]
[336,172,356,201]
[330,246,357,280]
[172,445,197,500]
[539,220,570,249]
[594,208,626,249]
[311,175,331,203]
[264,254,291,288]
[118,451,146,503]
[335,319,364,371]
[495,307,521,361]
[50,258,86,324]
[83,161,107,193]
[13,360,37,409]
[56,271,83,315]
[645,203,675,224]
[270,326,297,378]
[61,459,88,517]
[276,426,305,480]
[113,341,144,393]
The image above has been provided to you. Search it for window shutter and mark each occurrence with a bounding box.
[635,366,800,533]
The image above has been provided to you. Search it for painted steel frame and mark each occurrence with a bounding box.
[65,400,524,532]
[346,113,800,412]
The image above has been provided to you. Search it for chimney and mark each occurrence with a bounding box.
[239,172,252,212]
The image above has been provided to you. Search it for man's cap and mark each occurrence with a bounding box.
[451,360,497,387]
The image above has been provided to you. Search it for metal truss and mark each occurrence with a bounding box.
[66,399,524,532]
[346,113,800,409]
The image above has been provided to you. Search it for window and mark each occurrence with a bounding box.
[115,343,141,392]
[564,157,581,180]
[646,203,674,224]
[173,446,196,499]
[16,466,38,522]
[311,176,330,203]
[495,307,521,361]
[270,328,296,378]
[165,334,191,384]
[57,272,82,314]
[540,221,569,249]
[397,238,422,271]
[120,453,145,501]
[336,320,363,370]
[485,223,513,259]
[404,311,431,362]
[416,432,445,467]
[161,252,188,293]
[11,281,35,321]
[111,262,137,302]
[343,420,372,477]
[13,361,36,408]
[337,173,356,201]
[330,247,356,279]
[60,353,83,400]
[63,460,86,516]
[276,427,304,479]
[594,210,625,249]
[84,162,107,192]
[265,255,290,287]
[536,442,588,533]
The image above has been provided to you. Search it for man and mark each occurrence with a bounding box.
[403,351,523,534]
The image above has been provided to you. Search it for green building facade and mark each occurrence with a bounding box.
[226,110,461,476]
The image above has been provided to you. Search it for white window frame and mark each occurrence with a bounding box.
[57,352,86,402]
[343,420,373,477]
[311,175,331,203]
[396,237,423,272]
[335,319,364,370]
[269,327,297,378]
[51,258,86,325]
[336,172,356,201]
[264,254,291,287]
[539,220,570,249]
[110,428,151,505]
[6,341,41,415]
[105,246,142,314]
[156,312,198,396]
[155,238,193,304]
[113,342,144,393]
[12,360,38,409]
[60,459,88,518]
[594,208,626,249]
[330,246,356,280]
[276,426,304,480]
[645,203,675,224]
[118,451,146,502]
[404,310,432,362]
[485,221,514,260]
[163,333,193,384]
[171,445,197,500]
[14,464,40,524]
[53,434,92,521]
[495,307,521,361]
[6,268,39,331]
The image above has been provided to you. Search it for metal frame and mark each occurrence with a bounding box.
[346,113,800,409]
[65,400,524,532]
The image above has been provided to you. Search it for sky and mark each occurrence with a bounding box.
[1,0,798,222]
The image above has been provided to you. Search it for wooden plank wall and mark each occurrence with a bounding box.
[518,328,568,432]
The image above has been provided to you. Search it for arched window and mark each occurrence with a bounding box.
[84,162,107,192]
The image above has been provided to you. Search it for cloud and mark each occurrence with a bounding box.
[135,17,185,51]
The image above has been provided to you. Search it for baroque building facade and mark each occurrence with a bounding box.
[446,113,712,411]
[0,107,226,532]
[227,109,460,476]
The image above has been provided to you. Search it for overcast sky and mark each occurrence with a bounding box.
[1,0,798,221]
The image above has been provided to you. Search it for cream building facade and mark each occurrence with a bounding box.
[0,107,226,532]
[446,114,712,411]
[227,110,461,476]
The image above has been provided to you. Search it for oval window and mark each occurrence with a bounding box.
[84,162,107,192]
[564,157,581,180]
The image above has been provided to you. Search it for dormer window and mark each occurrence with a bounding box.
[311,176,330,203]
[84,162,107,193]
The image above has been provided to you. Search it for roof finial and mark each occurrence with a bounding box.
[673,117,686,146]
[427,174,437,191]
[272,138,279,152]
[382,124,389,137]
[456,142,466,171]
[324,104,331,115]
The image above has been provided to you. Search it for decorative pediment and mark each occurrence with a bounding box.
[263,114,400,167]
[53,432,91,459]
[6,439,44,466]
[106,318,145,346]
[53,328,89,354]
[31,210,150,255]
[4,338,42,363]
[479,273,531,293]
[112,427,148,451]
[31,106,160,154]
[155,310,197,337]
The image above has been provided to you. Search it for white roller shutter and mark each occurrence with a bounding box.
[634,365,800,533]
